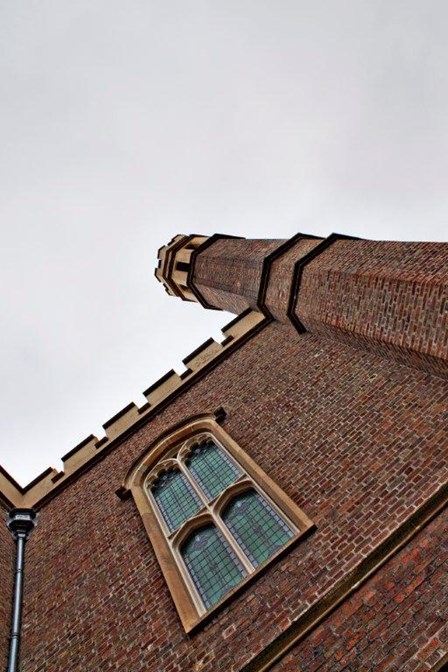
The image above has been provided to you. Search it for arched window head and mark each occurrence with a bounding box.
[122,412,314,632]
[149,467,202,532]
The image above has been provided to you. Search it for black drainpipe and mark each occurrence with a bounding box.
[6,508,37,672]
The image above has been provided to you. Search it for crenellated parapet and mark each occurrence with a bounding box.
[155,234,208,303]
[0,309,266,509]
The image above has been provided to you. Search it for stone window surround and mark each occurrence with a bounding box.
[123,413,314,632]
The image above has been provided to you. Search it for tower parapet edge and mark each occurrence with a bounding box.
[155,234,208,303]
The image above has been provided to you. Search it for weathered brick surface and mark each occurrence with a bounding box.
[296,239,448,378]
[273,507,448,672]
[193,238,282,313]
[19,322,448,671]
[264,238,322,321]
[0,509,13,669]
[191,235,448,378]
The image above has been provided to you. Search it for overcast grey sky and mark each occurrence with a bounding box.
[1,1,448,484]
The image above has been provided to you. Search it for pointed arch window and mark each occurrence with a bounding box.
[122,414,314,632]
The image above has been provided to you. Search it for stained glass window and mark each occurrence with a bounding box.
[186,441,241,500]
[138,424,313,629]
[151,470,202,532]
[222,490,294,567]
[181,525,246,608]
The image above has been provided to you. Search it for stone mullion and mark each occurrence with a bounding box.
[213,507,255,575]
[177,456,210,510]
[178,455,255,574]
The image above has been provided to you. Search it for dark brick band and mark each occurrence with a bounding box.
[287,233,359,334]
[256,233,320,319]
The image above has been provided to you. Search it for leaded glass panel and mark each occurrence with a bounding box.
[223,490,294,567]
[181,525,246,608]
[151,470,202,532]
[186,440,241,500]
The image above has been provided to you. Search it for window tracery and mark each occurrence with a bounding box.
[122,414,314,632]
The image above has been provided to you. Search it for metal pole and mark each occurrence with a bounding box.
[6,509,37,672]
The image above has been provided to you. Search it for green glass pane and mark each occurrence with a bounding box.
[223,490,294,567]
[181,525,246,609]
[186,441,241,500]
[151,470,201,532]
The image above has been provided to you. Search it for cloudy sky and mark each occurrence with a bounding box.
[1,1,448,484]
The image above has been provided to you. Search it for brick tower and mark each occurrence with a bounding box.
[1,231,447,671]
[156,232,448,376]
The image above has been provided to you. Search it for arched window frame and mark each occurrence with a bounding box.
[121,412,314,632]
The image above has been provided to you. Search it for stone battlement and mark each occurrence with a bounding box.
[0,309,266,510]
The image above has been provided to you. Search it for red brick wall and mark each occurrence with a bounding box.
[191,235,448,378]
[0,508,13,669]
[296,239,448,378]
[272,507,448,672]
[193,238,282,313]
[20,323,448,671]
[264,238,322,321]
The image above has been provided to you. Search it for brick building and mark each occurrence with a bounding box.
[1,232,447,671]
